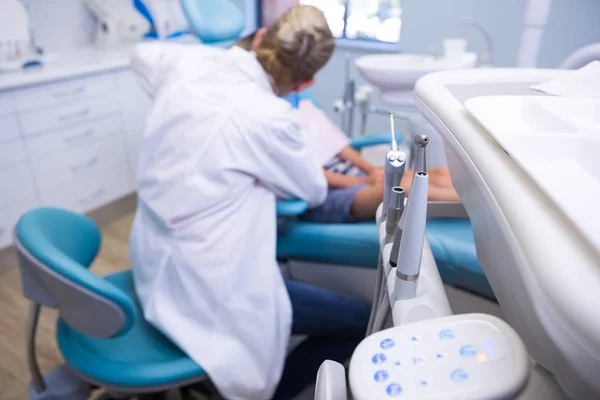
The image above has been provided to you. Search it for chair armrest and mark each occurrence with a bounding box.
[427,202,469,219]
[277,199,309,217]
[350,132,404,150]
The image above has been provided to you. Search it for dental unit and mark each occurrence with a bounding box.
[316,116,531,400]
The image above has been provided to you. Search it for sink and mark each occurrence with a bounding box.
[355,53,477,106]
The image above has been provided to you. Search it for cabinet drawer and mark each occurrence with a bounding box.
[0,114,21,142]
[0,140,27,169]
[32,136,127,190]
[20,96,120,137]
[40,164,132,214]
[0,198,38,249]
[26,114,122,158]
[14,73,116,112]
[0,91,16,116]
[0,164,36,208]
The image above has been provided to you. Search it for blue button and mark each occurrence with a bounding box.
[460,345,477,357]
[386,383,403,396]
[372,353,387,365]
[394,361,402,367]
[439,329,455,340]
[374,370,389,383]
[451,369,469,383]
[380,338,395,349]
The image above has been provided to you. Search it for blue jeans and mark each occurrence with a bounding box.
[272,279,371,399]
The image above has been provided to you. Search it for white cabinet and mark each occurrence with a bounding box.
[0,65,151,250]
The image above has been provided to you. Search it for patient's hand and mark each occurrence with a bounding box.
[367,167,385,185]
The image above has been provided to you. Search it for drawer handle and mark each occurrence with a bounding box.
[52,87,84,98]
[69,156,99,172]
[59,108,91,122]
[78,188,104,204]
[63,129,93,144]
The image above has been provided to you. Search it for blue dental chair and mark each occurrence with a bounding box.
[134,0,244,47]
[276,90,494,301]
[180,0,244,48]
[15,208,211,400]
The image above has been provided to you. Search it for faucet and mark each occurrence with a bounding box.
[460,17,495,67]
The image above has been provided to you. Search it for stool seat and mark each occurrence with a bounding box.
[276,219,494,300]
[57,271,205,389]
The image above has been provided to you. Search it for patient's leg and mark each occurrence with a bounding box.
[350,168,459,221]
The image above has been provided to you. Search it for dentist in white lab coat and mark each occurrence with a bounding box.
[129,5,336,400]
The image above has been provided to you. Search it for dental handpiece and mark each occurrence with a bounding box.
[385,187,405,244]
[394,135,429,301]
[412,134,429,173]
[382,115,407,220]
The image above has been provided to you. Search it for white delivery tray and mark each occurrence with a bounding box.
[465,95,600,252]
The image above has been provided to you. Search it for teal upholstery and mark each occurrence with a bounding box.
[277,221,379,268]
[277,199,309,217]
[181,0,244,47]
[276,217,493,299]
[16,208,135,336]
[57,271,205,387]
[426,219,494,300]
[16,208,205,390]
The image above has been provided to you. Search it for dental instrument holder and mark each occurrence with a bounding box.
[382,116,407,221]
[385,188,405,244]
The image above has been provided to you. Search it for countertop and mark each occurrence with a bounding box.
[0,46,135,91]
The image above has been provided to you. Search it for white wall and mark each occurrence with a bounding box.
[313,0,600,136]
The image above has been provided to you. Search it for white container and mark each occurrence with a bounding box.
[443,38,467,62]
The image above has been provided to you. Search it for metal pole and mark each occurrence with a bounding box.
[27,302,45,393]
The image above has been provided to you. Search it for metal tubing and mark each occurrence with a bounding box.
[27,302,45,393]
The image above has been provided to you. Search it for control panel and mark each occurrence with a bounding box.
[349,314,529,400]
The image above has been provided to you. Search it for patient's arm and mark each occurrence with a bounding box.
[337,145,374,173]
[324,170,368,189]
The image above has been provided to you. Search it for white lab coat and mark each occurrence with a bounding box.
[129,43,327,400]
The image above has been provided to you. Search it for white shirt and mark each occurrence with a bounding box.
[298,99,350,166]
[129,42,327,400]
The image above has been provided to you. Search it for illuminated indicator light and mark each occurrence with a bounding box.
[477,354,487,362]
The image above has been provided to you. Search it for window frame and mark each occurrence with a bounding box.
[256,0,402,50]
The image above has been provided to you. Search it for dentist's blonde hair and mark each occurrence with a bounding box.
[255,5,335,95]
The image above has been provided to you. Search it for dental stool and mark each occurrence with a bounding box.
[180,0,244,48]
[14,208,208,400]
[277,91,494,301]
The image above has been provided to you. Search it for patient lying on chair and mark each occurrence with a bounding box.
[299,99,459,223]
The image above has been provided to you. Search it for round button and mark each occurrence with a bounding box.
[386,383,402,396]
[372,353,387,365]
[439,329,455,340]
[388,154,397,162]
[451,369,469,383]
[380,338,395,349]
[397,154,406,162]
[374,370,389,383]
[460,345,477,357]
